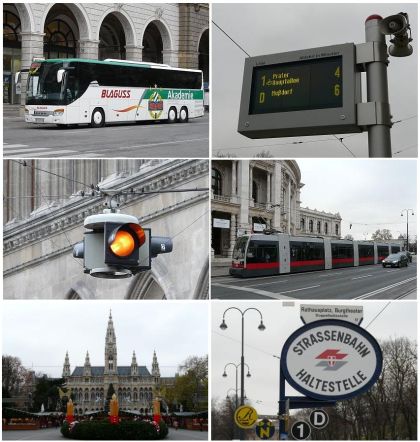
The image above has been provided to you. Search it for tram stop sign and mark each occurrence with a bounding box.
[238,43,362,139]
[256,419,275,440]
[309,409,329,429]
[291,421,311,440]
[234,405,258,429]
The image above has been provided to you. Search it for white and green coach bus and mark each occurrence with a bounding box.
[24,58,204,127]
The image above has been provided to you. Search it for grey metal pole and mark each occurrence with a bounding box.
[365,15,392,157]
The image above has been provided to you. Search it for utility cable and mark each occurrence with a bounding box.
[333,135,357,157]
[212,20,251,57]
[364,302,392,329]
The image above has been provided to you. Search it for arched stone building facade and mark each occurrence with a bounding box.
[3,159,209,299]
[3,3,209,105]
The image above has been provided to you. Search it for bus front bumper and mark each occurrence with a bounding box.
[25,109,66,125]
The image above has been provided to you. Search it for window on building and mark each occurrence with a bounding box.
[44,19,76,58]
[252,180,258,202]
[212,168,222,196]
[324,223,328,235]
[317,221,321,234]
[335,224,339,235]
[300,218,305,230]
[3,10,21,43]
[309,220,313,233]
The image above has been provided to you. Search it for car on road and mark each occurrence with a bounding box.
[382,253,409,268]
[400,251,413,262]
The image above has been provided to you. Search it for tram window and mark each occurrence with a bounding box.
[247,241,278,263]
[233,237,248,259]
[377,246,389,257]
[290,241,324,261]
[391,246,400,253]
[358,244,374,257]
[331,243,353,258]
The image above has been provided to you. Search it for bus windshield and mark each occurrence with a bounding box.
[233,236,248,260]
[26,62,69,105]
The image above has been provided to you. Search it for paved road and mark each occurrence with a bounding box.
[3,113,209,158]
[211,260,417,300]
[2,427,208,440]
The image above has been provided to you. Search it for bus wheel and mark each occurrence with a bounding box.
[168,107,177,123]
[91,108,105,128]
[179,107,188,123]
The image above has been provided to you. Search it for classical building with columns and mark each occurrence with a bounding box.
[4,159,209,299]
[63,311,174,414]
[211,160,341,258]
[3,3,209,105]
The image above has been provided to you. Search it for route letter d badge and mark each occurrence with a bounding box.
[234,405,258,429]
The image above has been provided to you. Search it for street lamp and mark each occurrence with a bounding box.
[401,209,414,251]
[222,362,251,410]
[219,307,265,411]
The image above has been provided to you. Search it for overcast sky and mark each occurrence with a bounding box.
[211,300,417,415]
[2,301,208,378]
[296,158,417,239]
[212,3,418,158]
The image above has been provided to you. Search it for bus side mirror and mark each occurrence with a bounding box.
[57,69,65,83]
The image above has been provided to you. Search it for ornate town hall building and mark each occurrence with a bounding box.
[62,312,173,414]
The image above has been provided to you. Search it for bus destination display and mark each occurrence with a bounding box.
[249,56,343,115]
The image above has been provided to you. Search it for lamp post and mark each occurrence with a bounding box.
[222,362,251,410]
[220,307,265,440]
[401,209,414,251]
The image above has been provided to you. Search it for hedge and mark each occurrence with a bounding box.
[61,419,168,440]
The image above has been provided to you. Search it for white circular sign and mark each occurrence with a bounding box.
[309,409,329,429]
[281,320,382,400]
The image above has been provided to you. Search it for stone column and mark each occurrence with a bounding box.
[266,173,271,206]
[249,165,254,205]
[228,214,237,254]
[287,180,291,235]
[237,160,250,233]
[231,161,237,197]
[162,50,178,67]
[19,32,44,115]
[79,39,99,59]
[273,162,282,231]
[125,45,143,61]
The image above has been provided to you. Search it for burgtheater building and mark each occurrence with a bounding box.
[3,159,209,299]
[62,312,174,414]
[211,160,342,258]
[3,3,209,106]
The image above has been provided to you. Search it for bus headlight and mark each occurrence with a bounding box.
[53,108,65,116]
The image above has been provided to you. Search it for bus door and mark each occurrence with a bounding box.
[278,235,290,274]
[324,238,332,269]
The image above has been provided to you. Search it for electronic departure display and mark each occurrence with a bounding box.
[249,56,343,115]
[237,43,362,139]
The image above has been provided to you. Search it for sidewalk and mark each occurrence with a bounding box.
[211,258,231,277]
[3,104,21,118]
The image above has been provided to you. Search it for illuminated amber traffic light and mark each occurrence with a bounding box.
[110,230,136,257]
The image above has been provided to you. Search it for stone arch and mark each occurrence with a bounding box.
[197,26,209,82]
[12,3,34,33]
[141,17,172,64]
[193,257,209,299]
[66,281,96,300]
[126,268,167,299]
[40,3,91,40]
[96,8,136,47]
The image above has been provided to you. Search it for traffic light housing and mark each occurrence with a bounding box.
[73,212,172,279]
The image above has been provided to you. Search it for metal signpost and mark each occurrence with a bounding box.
[278,318,383,439]
[238,13,413,157]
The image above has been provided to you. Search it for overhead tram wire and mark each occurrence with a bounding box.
[365,302,392,329]
[212,20,251,57]
[333,135,357,157]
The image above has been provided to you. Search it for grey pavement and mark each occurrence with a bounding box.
[3,109,209,158]
[211,258,417,300]
[2,427,208,440]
